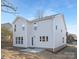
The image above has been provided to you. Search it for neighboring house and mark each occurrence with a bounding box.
[1,23,12,32]
[67,33,77,42]
[13,13,67,52]
[1,23,12,42]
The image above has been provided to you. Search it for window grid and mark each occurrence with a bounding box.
[21,37,23,44]
[16,37,23,44]
[16,37,17,44]
[40,36,48,42]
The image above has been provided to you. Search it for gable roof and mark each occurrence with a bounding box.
[13,13,67,31]
[13,16,30,24]
[31,13,62,22]
[31,13,67,31]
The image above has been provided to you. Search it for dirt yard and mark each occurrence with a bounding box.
[1,41,77,59]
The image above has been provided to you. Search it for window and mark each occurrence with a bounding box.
[61,30,62,32]
[16,37,17,44]
[19,37,20,44]
[34,26,37,30]
[22,25,25,30]
[34,23,36,24]
[15,37,24,44]
[22,27,24,30]
[40,36,48,42]
[32,37,33,45]
[34,23,37,30]
[15,25,16,27]
[14,25,16,32]
[62,37,64,43]
[42,36,45,42]
[56,25,57,30]
[40,36,41,41]
[46,36,48,41]
[21,37,23,44]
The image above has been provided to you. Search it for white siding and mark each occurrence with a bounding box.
[13,14,67,50]
[13,18,28,47]
[53,14,66,48]
[31,19,54,48]
[27,22,32,47]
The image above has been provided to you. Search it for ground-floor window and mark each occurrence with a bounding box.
[16,37,17,44]
[42,36,45,42]
[19,37,20,44]
[15,37,23,44]
[21,37,23,44]
[46,36,48,41]
[40,36,48,42]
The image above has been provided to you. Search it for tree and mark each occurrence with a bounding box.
[1,0,17,14]
[1,27,13,48]
[1,27,12,42]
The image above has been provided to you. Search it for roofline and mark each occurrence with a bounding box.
[13,16,30,24]
[31,13,63,22]
[13,13,67,27]
[62,14,67,32]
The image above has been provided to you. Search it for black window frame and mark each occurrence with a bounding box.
[21,37,23,44]
[18,37,20,44]
[42,36,45,42]
[46,36,48,41]
[16,37,17,44]
[40,36,41,42]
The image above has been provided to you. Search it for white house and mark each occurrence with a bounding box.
[13,13,67,52]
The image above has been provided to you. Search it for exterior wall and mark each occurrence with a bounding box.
[31,19,54,48]
[13,14,67,51]
[53,14,66,50]
[27,22,33,47]
[13,18,28,47]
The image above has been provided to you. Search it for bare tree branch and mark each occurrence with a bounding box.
[1,10,17,14]
[1,0,17,14]
[1,4,16,11]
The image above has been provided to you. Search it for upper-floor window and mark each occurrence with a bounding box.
[34,23,36,24]
[34,26,37,30]
[34,23,37,30]
[22,25,25,30]
[61,30,62,32]
[14,25,16,32]
[56,25,57,30]
[62,37,64,43]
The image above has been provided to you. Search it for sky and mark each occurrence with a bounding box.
[1,0,77,34]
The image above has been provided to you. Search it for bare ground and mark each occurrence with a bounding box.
[1,42,77,59]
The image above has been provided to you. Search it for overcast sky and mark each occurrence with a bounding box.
[1,0,77,34]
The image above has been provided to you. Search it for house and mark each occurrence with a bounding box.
[1,23,12,43]
[13,13,67,52]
